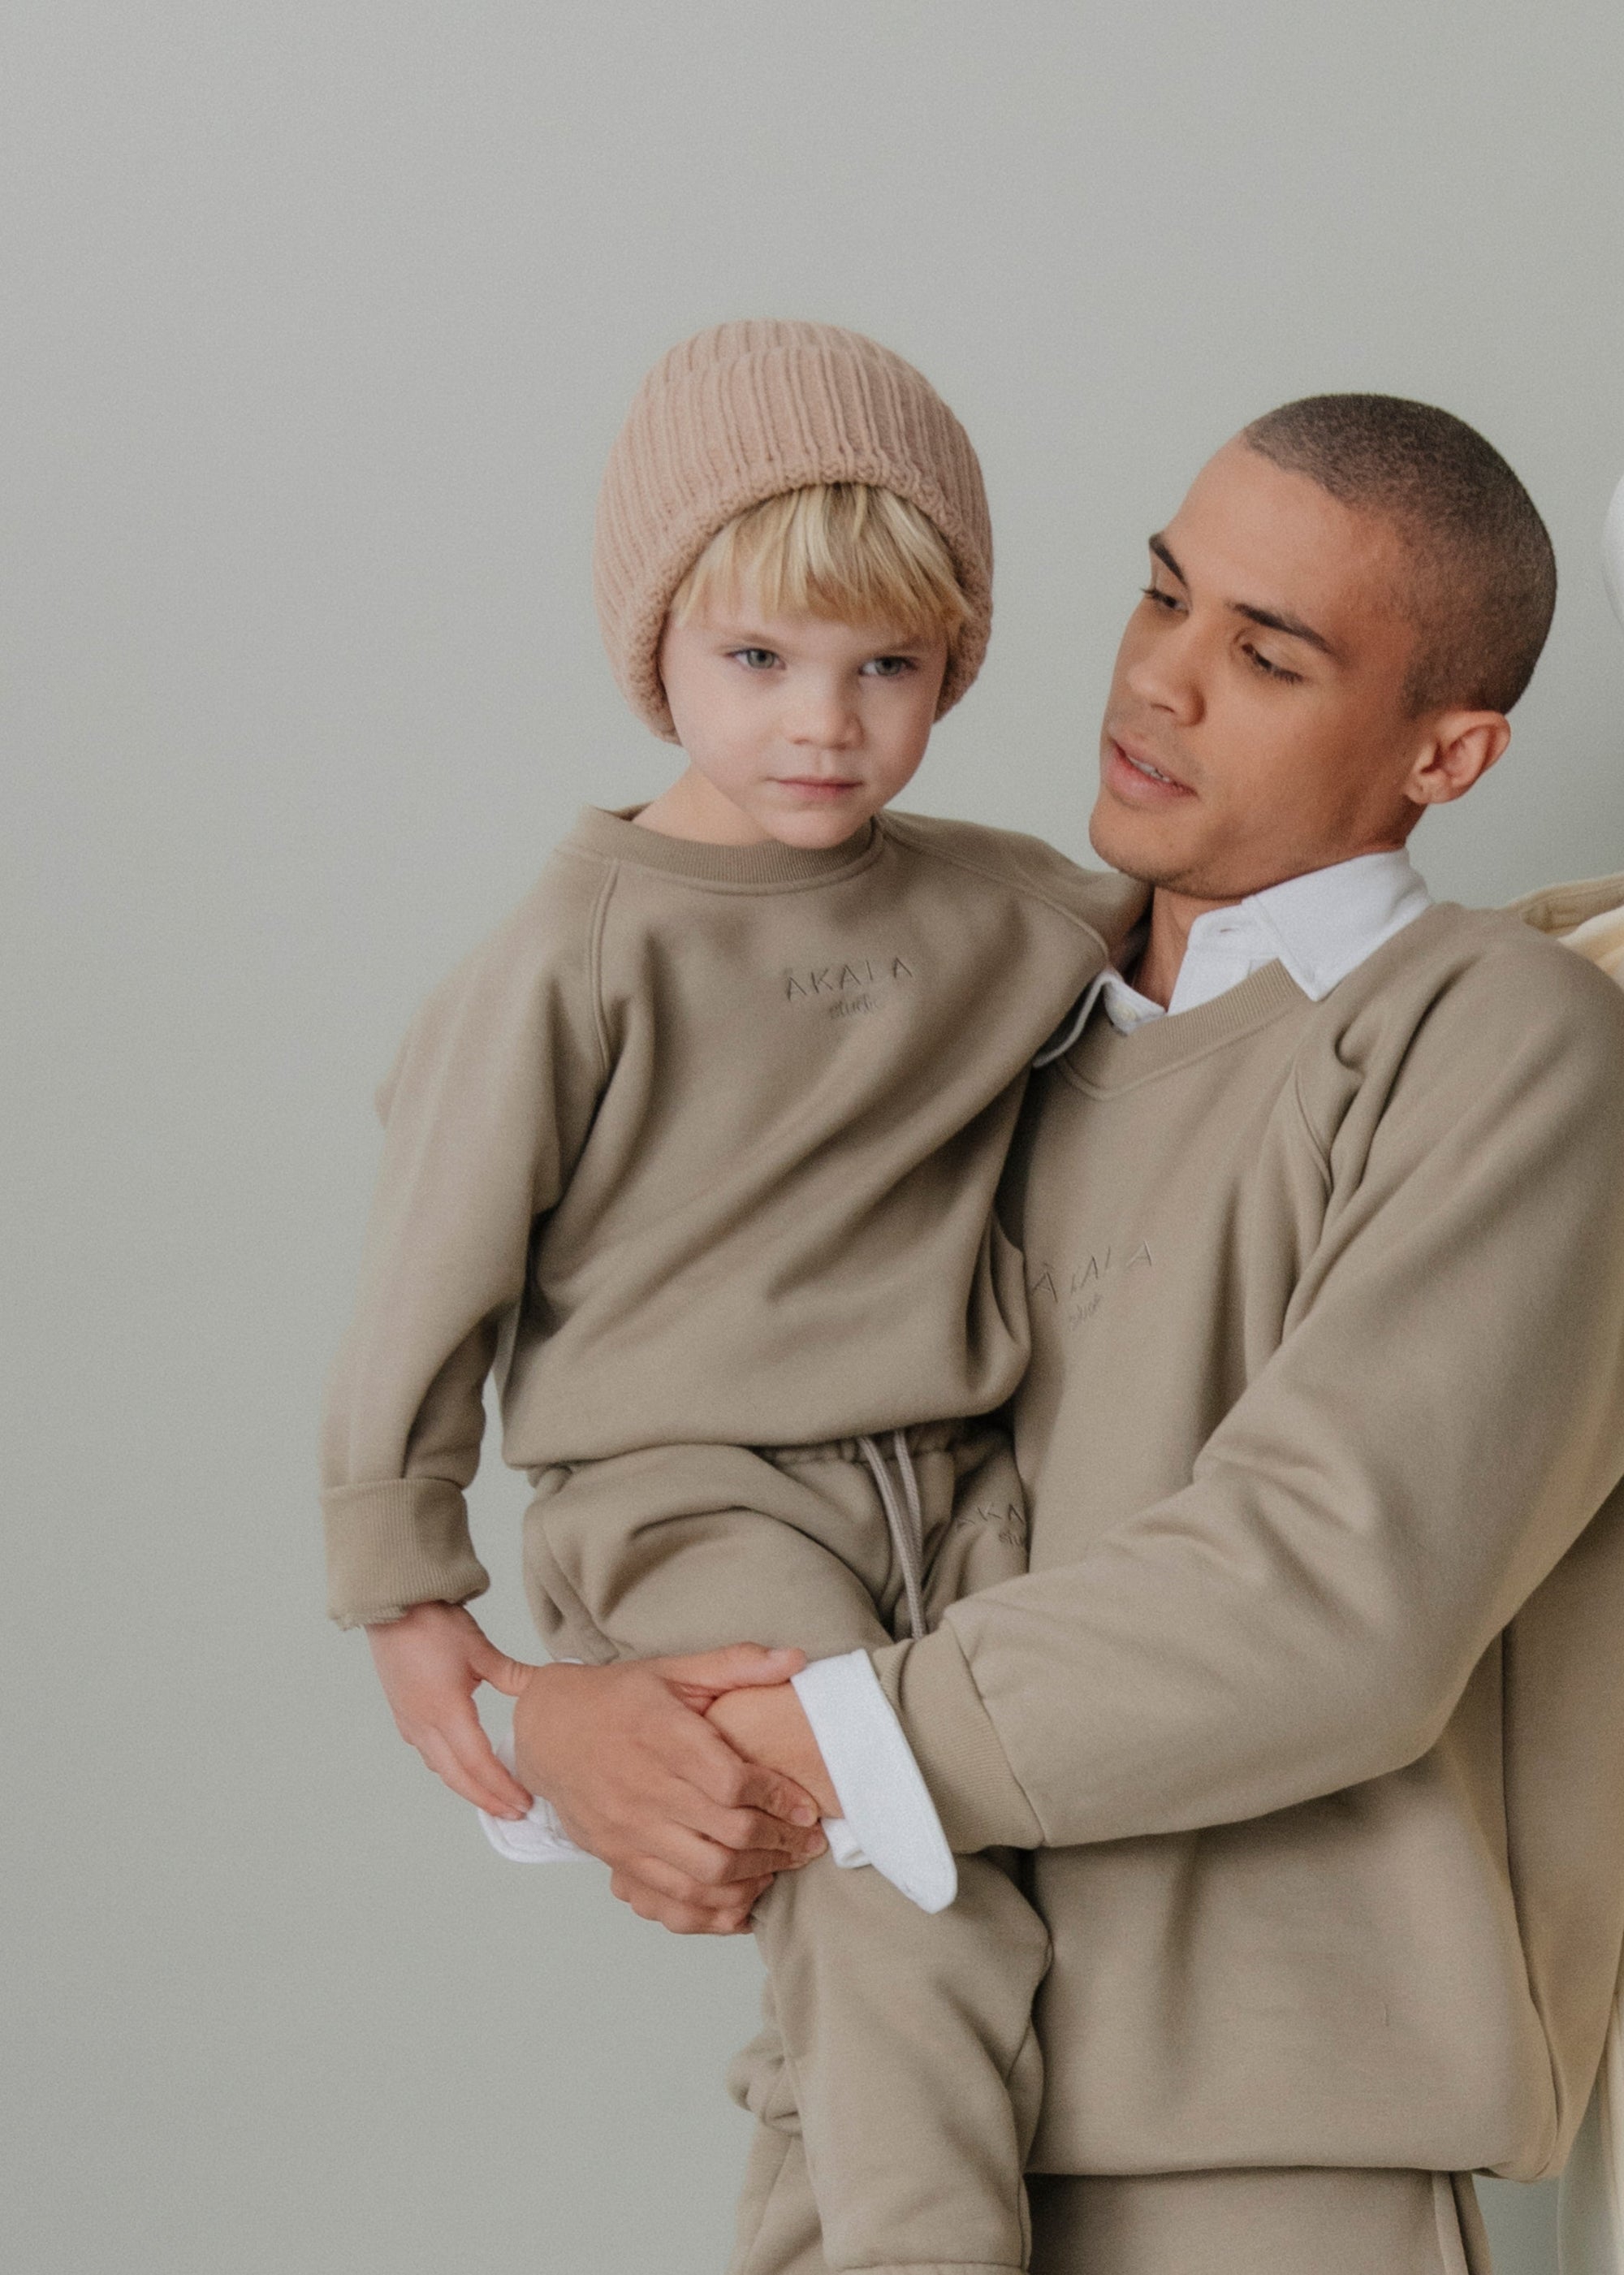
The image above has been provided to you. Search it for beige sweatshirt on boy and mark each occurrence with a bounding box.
[870,878,1624,2184]
[321,805,1142,1627]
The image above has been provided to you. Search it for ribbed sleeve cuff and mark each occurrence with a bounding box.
[870,1623,1044,1854]
[322,1478,491,1628]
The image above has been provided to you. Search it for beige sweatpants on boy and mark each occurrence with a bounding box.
[525,1421,1052,2275]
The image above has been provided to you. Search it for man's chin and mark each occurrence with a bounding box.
[1088,801,1199,889]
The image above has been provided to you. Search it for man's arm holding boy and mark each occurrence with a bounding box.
[557,940,1624,1928]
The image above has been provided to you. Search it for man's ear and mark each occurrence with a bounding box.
[1403,710,1512,810]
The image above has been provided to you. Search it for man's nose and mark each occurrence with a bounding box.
[1123,621,1205,724]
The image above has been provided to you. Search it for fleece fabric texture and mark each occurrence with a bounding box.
[320,807,1142,1624]
[870,880,1624,2183]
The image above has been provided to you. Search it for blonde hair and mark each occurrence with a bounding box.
[669,482,970,647]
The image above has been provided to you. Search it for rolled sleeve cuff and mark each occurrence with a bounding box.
[870,1623,1044,1854]
[791,1650,957,1913]
[322,1477,491,1628]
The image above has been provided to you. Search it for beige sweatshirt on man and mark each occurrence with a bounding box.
[869,880,1624,2185]
[321,805,1142,1626]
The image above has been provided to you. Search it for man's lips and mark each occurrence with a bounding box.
[1103,734,1194,806]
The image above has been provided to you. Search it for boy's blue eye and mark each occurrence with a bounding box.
[732,647,780,669]
[862,655,913,677]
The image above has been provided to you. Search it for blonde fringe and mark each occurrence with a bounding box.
[671,483,969,644]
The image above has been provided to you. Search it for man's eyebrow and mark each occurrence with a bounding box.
[1147,533,1184,582]
[1150,531,1340,661]
[1232,601,1338,660]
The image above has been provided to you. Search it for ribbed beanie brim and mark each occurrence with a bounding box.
[594,320,993,740]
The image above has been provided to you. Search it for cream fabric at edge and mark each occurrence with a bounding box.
[1556,896,1624,2274]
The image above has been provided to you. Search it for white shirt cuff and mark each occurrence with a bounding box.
[792,1650,957,1913]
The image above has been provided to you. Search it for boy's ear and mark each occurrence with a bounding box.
[1404,710,1511,810]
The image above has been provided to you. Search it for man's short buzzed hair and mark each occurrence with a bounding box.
[1244,394,1557,716]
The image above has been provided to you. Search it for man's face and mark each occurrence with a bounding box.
[1091,441,1436,897]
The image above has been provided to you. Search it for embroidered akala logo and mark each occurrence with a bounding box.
[1030,1242,1153,1325]
[950,1500,1027,1550]
[783,955,915,1021]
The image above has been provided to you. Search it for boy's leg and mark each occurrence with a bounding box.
[725,1434,1044,2275]
[530,1434,1048,2275]
[524,1439,918,1661]
[743,1848,1047,2275]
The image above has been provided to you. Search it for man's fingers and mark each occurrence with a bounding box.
[659,1643,806,1701]
[608,1862,769,1935]
[680,1792,826,1864]
[661,1711,822,1827]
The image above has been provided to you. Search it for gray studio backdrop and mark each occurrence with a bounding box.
[6,6,1622,2271]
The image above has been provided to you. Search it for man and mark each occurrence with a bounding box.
[515,397,1624,2275]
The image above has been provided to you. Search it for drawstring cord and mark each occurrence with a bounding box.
[857,1429,928,1641]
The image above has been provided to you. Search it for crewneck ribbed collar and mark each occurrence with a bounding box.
[1058,902,1466,1094]
[569,806,883,889]
[1060,962,1310,1093]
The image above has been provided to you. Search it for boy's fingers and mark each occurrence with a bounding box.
[416,1732,506,1814]
[421,1720,530,1818]
[469,1638,538,1698]
[439,1701,533,1809]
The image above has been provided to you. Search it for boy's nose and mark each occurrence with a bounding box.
[784,690,862,747]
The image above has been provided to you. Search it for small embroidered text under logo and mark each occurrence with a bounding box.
[1030,1243,1153,1324]
[784,956,915,1018]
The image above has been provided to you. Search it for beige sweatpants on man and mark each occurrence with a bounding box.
[730,2138,1496,2275]
[525,1421,1050,2275]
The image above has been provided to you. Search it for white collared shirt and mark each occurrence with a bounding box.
[793,848,1435,1908]
[1037,847,1433,1056]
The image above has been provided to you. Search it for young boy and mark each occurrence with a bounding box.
[322,319,1140,2275]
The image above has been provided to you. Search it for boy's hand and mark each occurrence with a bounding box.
[366,1600,536,1819]
[511,1647,827,1934]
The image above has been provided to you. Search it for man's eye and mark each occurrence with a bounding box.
[862,655,914,678]
[1242,644,1302,685]
[732,647,780,670]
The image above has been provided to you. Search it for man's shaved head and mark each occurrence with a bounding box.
[1243,395,1556,716]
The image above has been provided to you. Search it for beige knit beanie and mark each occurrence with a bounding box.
[594,319,993,739]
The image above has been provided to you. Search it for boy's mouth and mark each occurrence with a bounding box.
[776,776,863,799]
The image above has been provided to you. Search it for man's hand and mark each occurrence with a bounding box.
[366,1599,537,1819]
[511,1647,827,1935]
[706,1680,840,1819]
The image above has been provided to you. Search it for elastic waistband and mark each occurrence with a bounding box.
[763,1417,985,1470]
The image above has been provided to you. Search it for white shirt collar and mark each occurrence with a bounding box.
[1036,849,1432,1060]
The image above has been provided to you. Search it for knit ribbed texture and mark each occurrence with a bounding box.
[594,320,993,738]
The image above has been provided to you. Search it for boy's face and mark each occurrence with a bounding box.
[1089,440,1499,900]
[654,598,948,848]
